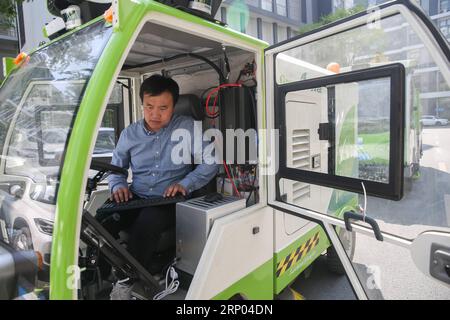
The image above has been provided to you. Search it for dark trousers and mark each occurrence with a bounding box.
[96,203,176,274]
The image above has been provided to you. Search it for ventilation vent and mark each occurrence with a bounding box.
[292,129,310,202]
[292,129,310,169]
[292,182,311,203]
[186,196,239,210]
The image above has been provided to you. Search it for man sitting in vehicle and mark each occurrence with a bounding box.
[105,74,219,274]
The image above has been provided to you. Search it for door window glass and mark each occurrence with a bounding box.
[275,11,450,240]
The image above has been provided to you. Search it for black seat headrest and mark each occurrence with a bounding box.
[174,94,205,121]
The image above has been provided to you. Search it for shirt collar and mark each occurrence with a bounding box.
[141,119,155,136]
[141,114,177,136]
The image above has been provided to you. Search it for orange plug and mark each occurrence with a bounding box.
[14,52,28,66]
[327,62,341,74]
[104,7,113,24]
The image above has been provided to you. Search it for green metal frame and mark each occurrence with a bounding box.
[2,57,16,81]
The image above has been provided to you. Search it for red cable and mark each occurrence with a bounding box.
[205,88,221,117]
[205,83,242,117]
[204,84,243,197]
[223,161,241,198]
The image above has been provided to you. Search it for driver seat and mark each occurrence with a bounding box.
[173,94,216,196]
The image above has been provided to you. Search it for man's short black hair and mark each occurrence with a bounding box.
[139,74,180,105]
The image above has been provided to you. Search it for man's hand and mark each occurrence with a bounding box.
[110,187,133,203]
[164,183,187,198]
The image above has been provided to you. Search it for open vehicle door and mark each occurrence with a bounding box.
[265,0,450,299]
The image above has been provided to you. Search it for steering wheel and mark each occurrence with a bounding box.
[86,160,128,199]
[90,159,128,177]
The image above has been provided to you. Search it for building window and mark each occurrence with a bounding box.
[278,25,287,42]
[273,22,278,43]
[240,12,246,33]
[276,0,287,16]
[257,17,263,39]
[247,0,259,7]
[439,17,450,37]
[221,7,227,23]
[262,0,273,12]
[301,0,307,23]
[247,17,258,38]
[287,0,300,21]
[16,2,26,48]
[262,20,273,44]
[440,0,450,13]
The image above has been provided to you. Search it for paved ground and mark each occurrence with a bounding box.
[289,127,450,300]
[289,255,356,300]
[366,126,450,239]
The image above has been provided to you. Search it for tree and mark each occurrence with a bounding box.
[0,0,30,28]
[299,5,366,35]
[278,3,388,82]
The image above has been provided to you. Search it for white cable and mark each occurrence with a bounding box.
[361,182,367,222]
[153,266,179,300]
[117,277,130,284]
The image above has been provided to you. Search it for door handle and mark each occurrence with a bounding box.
[430,244,450,285]
[343,211,383,242]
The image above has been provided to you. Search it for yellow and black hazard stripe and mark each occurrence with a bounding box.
[276,232,320,278]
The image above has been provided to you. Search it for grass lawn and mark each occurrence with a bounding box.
[358,131,390,164]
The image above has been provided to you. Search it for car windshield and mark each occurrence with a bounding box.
[0,21,112,185]
[93,128,115,156]
[0,21,112,299]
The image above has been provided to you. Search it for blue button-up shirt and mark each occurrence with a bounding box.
[108,114,219,198]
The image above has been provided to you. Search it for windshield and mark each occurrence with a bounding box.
[0,21,111,183]
[0,21,112,299]
[94,128,116,156]
[276,12,450,240]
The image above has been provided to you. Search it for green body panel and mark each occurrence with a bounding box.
[412,84,422,175]
[274,226,330,294]
[328,105,358,249]
[50,0,267,300]
[2,57,16,81]
[210,34,272,303]
[213,259,274,300]
[336,106,359,175]
[329,105,359,216]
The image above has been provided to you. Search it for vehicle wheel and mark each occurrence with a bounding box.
[12,226,34,251]
[326,227,356,275]
[436,122,442,126]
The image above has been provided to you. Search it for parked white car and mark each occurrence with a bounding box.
[0,126,116,277]
[420,115,449,126]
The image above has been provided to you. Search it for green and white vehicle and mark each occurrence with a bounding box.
[0,0,449,300]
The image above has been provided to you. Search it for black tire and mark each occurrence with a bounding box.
[436,122,442,126]
[326,228,356,275]
[12,226,34,251]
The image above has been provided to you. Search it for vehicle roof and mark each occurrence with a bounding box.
[27,0,268,58]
